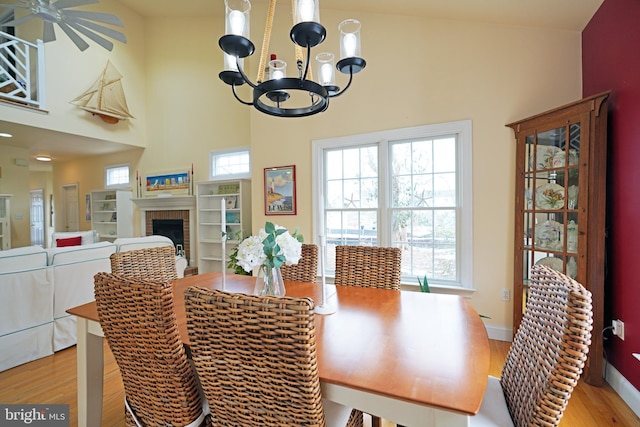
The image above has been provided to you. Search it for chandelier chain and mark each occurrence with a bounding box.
[257,0,277,83]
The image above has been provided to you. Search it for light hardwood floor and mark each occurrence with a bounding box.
[0,340,638,426]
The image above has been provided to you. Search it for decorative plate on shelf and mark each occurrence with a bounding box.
[531,146,561,170]
[535,256,563,273]
[535,183,565,210]
[551,148,579,168]
[535,220,563,250]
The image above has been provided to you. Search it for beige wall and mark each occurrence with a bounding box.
[52,149,143,234]
[246,4,583,332]
[4,1,147,149]
[0,146,31,247]
[13,2,584,334]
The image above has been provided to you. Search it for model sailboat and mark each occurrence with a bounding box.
[71,61,134,124]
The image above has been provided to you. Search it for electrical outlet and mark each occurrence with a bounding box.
[501,288,510,301]
[613,319,625,340]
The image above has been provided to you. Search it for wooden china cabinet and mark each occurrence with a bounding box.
[507,92,609,386]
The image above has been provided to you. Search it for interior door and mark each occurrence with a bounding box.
[61,184,79,232]
[30,189,44,246]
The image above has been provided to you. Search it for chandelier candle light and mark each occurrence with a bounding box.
[219,0,366,117]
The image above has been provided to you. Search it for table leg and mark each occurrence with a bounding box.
[76,318,104,427]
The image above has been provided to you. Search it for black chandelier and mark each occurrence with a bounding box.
[218,0,366,118]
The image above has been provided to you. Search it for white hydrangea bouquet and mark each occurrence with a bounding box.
[236,221,303,296]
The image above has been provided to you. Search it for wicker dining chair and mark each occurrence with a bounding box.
[334,245,402,426]
[334,245,402,290]
[185,286,364,427]
[110,245,178,282]
[280,243,318,282]
[94,272,209,427]
[472,265,593,427]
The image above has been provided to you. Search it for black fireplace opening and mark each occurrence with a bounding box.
[152,219,184,254]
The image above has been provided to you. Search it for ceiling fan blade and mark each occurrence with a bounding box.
[2,14,36,27]
[0,4,29,9]
[53,0,99,9]
[57,21,89,51]
[43,21,56,42]
[62,10,124,27]
[68,16,126,43]
[67,21,113,51]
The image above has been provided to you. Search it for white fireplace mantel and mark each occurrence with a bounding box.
[131,196,195,211]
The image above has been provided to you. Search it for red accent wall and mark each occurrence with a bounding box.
[583,0,640,390]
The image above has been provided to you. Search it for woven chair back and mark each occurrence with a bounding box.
[334,245,402,290]
[280,243,318,282]
[501,264,593,427]
[185,287,363,427]
[94,272,204,427]
[110,245,177,282]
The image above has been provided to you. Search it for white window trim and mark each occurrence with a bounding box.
[312,120,474,292]
[209,147,251,181]
[105,163,131,189]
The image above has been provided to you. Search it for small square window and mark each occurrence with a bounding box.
[105,165,130,188]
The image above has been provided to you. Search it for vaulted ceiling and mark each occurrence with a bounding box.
[0,0,603,163]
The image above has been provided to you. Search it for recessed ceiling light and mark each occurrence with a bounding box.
[0,132,13,138]
[36,155,52,162]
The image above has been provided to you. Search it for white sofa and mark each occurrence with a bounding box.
[0,235,187,372]
[49,241,116,351]
[0,246,53,373]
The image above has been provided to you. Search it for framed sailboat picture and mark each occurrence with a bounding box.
[264,165,296,215]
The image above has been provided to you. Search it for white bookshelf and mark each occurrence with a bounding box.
[196,180,251,273]
[90,190,133,241]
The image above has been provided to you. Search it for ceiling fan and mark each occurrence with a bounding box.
[0,0,126,51]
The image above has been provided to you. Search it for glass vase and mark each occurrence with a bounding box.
[254,265,285,297]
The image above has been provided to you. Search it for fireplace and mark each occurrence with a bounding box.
[145,209,191,264]
[152,219,184,254]
[132,195,196,267]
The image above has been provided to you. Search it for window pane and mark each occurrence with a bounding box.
[412,140,433,174]
[361,177,378,208]
[210,149,250,179]
[343,148,361,179]
[413,175,433,207]
[433,137,456,173]
[214,151,249,175]
[434,172,456,207]
[106,165,129,187]
[397,209,434,278]
[325,210,378,271]
[326,151,343,180]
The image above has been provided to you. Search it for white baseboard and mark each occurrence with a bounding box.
[605,360,640,419]
[484,324,513,342]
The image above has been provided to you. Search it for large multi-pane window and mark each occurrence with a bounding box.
[312,121,473,289]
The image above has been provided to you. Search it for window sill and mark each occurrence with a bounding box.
[400,283,477,299]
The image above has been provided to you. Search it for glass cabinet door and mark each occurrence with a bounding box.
[520,123,581,307]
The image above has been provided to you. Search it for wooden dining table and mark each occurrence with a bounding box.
[67,272,490,427]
